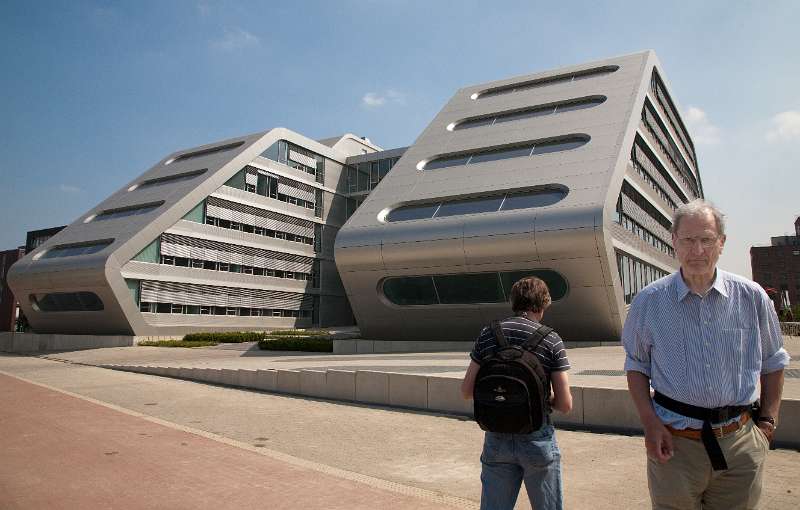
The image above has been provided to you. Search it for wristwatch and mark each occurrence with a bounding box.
[757,416,777,430]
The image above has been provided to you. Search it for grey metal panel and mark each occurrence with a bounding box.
[335,50,691,342]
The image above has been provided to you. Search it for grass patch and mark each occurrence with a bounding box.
[138,340,218,348]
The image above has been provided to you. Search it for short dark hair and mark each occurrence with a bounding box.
[510,276,551,313]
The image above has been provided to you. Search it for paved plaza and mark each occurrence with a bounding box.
[0,338,798,509]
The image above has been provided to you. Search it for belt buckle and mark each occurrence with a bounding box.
[716,419,740,439]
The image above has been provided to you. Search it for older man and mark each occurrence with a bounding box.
[623,199,790,510]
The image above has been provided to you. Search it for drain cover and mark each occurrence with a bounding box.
[576,369,626,376]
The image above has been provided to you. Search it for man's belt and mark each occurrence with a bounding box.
[667,413,751,440]
[653,391,752,471]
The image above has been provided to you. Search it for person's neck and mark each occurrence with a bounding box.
[518,309,544,322]
[681,268,717,296]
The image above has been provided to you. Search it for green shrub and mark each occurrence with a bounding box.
[182,331,265,343]
[139,340,218,348]
[258,336,333,352]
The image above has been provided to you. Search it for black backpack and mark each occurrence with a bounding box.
[473,320,552,434]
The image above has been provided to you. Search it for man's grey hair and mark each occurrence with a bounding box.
[671,199,726,236]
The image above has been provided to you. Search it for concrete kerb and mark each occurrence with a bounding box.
[388,372,428,409]
[86,363,800,448]
[355,371,389,404]
[299,370,328,398]
[276,370,301,394]
[326,370,356,401]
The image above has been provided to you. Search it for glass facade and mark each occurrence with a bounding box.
[31,292,104,312]
[167,140,244,165]
[455,96,606,130]
[615,251,669,304]
[477,65,619,99]
[385,187,568,222]
[95,202,164,221]
[137,168,207,189]
[260,140,325,184]
[423,137,588,171]
[382,269,568,306]
[41,240,112,259]
[347,156,400,193]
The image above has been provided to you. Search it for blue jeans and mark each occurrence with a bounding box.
[479,425,563,510]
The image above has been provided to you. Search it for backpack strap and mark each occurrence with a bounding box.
[523,324,553,352]
[490,320,508,348]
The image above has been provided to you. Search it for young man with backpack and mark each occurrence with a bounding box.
[461,276,572,510]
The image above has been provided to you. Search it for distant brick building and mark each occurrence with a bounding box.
[0,247,26,331]
[750,216,800,310]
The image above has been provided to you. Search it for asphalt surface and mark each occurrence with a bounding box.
[1,353,798,510]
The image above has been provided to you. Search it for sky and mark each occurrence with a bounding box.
[1,0,798,278]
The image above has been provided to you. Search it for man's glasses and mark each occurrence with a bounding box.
[676,236,719,248]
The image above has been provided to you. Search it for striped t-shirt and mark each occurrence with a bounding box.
[470,316,571,374]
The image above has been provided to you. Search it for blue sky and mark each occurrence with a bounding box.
[1,0,798,278]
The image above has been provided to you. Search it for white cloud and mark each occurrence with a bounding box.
[59,184,81,193]
[765,110,800,142]
[361,89,405,108]
[210,27,260,51]
[361,92,386,107]
[684,106,721,145]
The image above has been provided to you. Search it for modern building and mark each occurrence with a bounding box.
[0,247,26,331]
[8,131,401,335]
[9,50,701,341]
[751,216,800,309]
[336,50,702,342]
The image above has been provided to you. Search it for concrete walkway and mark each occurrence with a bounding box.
[34,337,800,447]
[0,372,467,509]
[1,354,798,510]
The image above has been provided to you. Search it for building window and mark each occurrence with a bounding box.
[385,187,568,222]
[422,136,589,171]
[474,65,619,99]
[260,140,325,184]
[40,239,113,259]
[30,292,104,312]
[91,201,164,222]
[165,141,244,165]
[453,96,606,131]
[134,168,207,190]
[382,269,568,306]
[615,251,669,304]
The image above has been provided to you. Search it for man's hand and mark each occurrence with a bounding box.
[643,421,674,463]
[757,421,775,443]
[627,371,674,463]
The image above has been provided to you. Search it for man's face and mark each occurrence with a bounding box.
[672,211,726,279]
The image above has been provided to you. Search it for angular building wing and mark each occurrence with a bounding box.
[335,50,702,341]
[8,129,383,335]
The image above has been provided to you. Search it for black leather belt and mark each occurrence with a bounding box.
[653,391,752,471]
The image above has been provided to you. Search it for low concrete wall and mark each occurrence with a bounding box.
[101,364,800,449]
[0,332,134,353]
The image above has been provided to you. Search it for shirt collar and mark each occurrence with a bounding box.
[674,268,729,300]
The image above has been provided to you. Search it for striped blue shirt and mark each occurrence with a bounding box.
[622,269,790,429]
